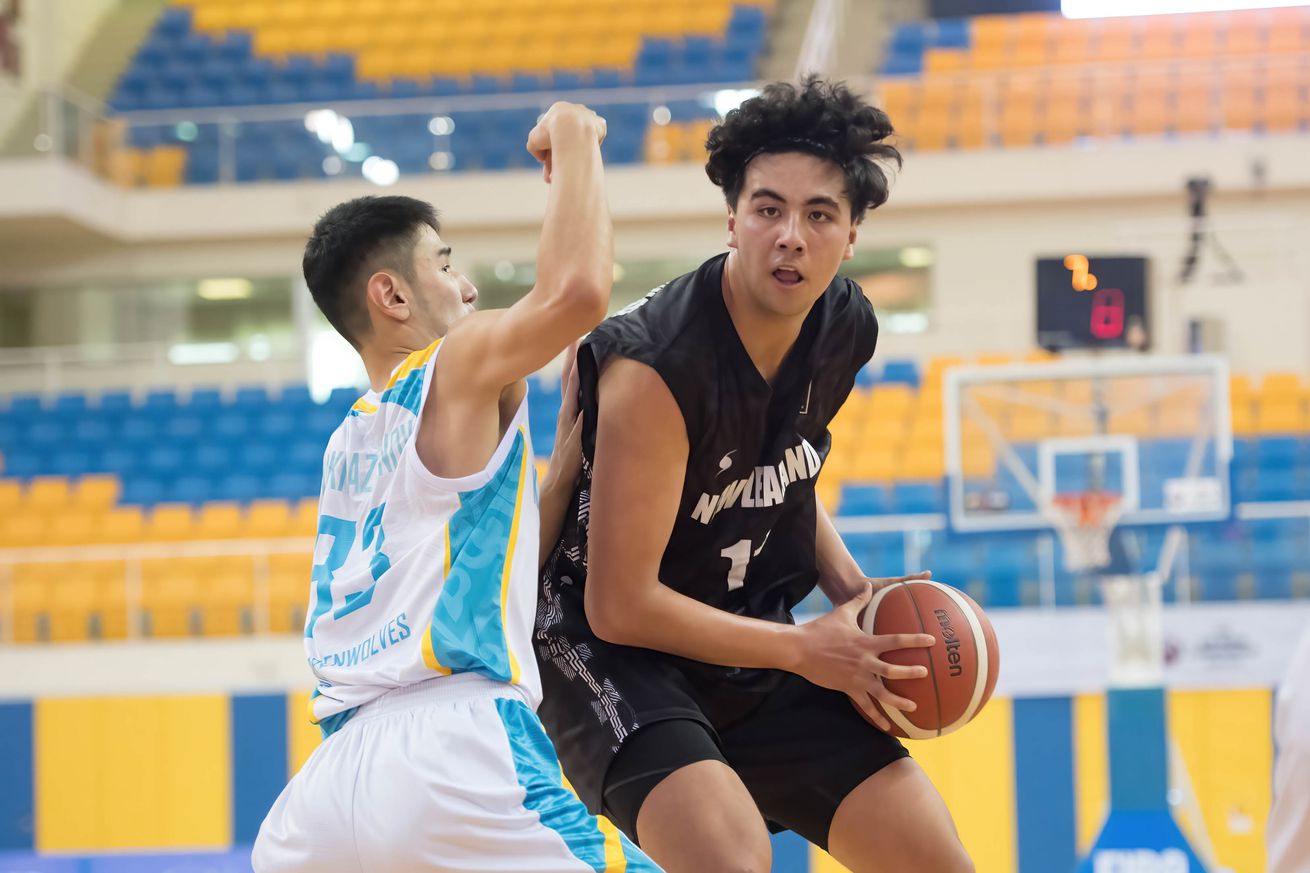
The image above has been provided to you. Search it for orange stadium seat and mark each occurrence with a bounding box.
[924,49,967,74]
[1093,17,1137,63]
[1178,13,1222,59]
[1137,15,1180,61]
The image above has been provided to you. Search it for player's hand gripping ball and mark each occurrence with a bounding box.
[860,580,1000,739]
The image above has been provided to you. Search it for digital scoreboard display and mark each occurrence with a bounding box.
[1036,255,1150,351]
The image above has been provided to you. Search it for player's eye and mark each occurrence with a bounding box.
[442,264,452,273]
[810,211,831,222]
[759,206,780,217]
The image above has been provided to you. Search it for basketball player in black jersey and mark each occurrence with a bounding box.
[535,78,973,873]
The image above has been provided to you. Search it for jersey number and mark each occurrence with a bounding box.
[305,505,392,636]
[720,534,769,592]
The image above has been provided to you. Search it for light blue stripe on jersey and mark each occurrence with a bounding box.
[494,697,658,873]
[425,430,526,683]
[379,366,427,414]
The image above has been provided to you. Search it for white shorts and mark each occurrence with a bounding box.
[253,674,659,873]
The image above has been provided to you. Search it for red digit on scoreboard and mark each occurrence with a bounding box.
[1089,288,1125,339]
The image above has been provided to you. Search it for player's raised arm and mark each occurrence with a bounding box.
[585,358,933,729]
[439,101,611,393]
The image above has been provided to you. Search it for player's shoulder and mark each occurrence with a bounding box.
[586,255,721,361]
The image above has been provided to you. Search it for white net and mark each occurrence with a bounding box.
[1050,491,1123,573]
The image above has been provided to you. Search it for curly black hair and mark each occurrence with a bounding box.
[705,76,901,224]
[303,195,441,348]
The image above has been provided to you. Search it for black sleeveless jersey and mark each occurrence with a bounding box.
[539,252,878,686]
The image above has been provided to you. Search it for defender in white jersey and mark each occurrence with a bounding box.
[254,102,658,873]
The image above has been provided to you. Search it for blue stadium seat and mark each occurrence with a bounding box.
[240,445,280,476]
[6,394,41,415]
[164,415,204,441]
[120,478,166,505]
[96,391,133,413]
[891,482,944,514]
[195,445,234,478]
[840,484,887,515]
[879,360,919,387]
[217,474,262,504]
[933,19,971,48]
[97,448,141,478]
[144,447,187,478]
[169,475,214,505]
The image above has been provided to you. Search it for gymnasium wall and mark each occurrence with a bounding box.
[4,133,1309,374]
[0,687,1273,873]
[1,602,1302,873]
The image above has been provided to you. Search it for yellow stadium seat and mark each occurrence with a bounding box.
[1086,71,1131,138]
[143,146,186,188]
[0,516,48,548]
[1006,411,1054,442]
[977,353,1012,367]
[1257,399,1306,433]
[196,502,244,539]
[71,475,119,511]
[902,448,945,481]
[645,123,686,164]
[45,513,101,547]
[815,478,841,515]
[1262,372,1303,395]
[1173,82,1215,134]
[870,386,915,413]
[971,15,1012,52]
[1230,404,1257,436]
[1109,409,1155,436]
[269,559,311,634]
[99,507,145,544]
[1129,73,1171,136]
[47,571,99,643]
[202,558,256,636]
[24,477,72,514]
[146,504,196,541]
[142,558,206,638]
[0,480,20,513]
[245,500,293,538]
[292,498,319,537]
[849,450,900,483]
[86,560,129,640]
[10,564,53,642]
[924,49,967,74]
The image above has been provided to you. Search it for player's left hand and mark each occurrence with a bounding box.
[853,570,931,630]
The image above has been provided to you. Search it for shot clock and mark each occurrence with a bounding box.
[1036,255,1149,351]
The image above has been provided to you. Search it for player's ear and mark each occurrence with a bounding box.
[367,271,410,323]
[726,205,738,250]
[844,223,858,261]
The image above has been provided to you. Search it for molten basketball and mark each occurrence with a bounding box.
[859,580,1000,739]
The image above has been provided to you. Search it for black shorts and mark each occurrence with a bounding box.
[535,630,909,850]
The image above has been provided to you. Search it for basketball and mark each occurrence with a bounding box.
[859,580,1000,740]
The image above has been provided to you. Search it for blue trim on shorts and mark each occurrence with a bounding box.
[494,698,660,872]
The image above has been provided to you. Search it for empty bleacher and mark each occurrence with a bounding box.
[878,9,1310,151]
[98,0,771,185]
[3,360,1310,643]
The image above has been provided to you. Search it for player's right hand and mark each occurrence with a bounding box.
[791,582,935,734]
[526,102,607,183]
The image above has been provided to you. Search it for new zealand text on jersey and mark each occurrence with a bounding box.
[691,438,822,524]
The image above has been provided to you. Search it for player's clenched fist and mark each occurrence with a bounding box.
[526,102,607,182]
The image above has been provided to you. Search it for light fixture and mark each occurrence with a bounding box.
[197,278,253,300]
[898,246,935,269]
[168,342,240,365]
[362,156,400,186]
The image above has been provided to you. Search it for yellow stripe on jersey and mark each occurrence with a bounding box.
[385,338,442,390]
[499,426,530,686]
[421,621,454,676]
[351,398,378,414]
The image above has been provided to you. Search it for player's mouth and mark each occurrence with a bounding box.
[772,267,803,287]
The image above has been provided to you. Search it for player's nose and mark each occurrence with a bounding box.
[461,276,479,304]
[776,215,805,252]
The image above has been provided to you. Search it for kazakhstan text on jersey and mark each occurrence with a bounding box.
[304,339,542,736]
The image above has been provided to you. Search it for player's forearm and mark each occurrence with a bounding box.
[537,470,573,569]
[535,117,611,319]
[587,580,804,672]
[815,497,864,605]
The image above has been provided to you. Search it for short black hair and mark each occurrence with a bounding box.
[705,76,902,224]
[302,195,441,347]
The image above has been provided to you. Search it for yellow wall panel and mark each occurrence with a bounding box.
[36,696,230,851]
[1074,692,1108,853]
[1169,689,1271,873]
[904,697,1017,873]
[288,690,321,775]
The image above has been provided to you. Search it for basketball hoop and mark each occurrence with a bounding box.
[1051,490,1124,572]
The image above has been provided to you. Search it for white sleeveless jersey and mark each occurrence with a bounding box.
[304,339,542,736]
